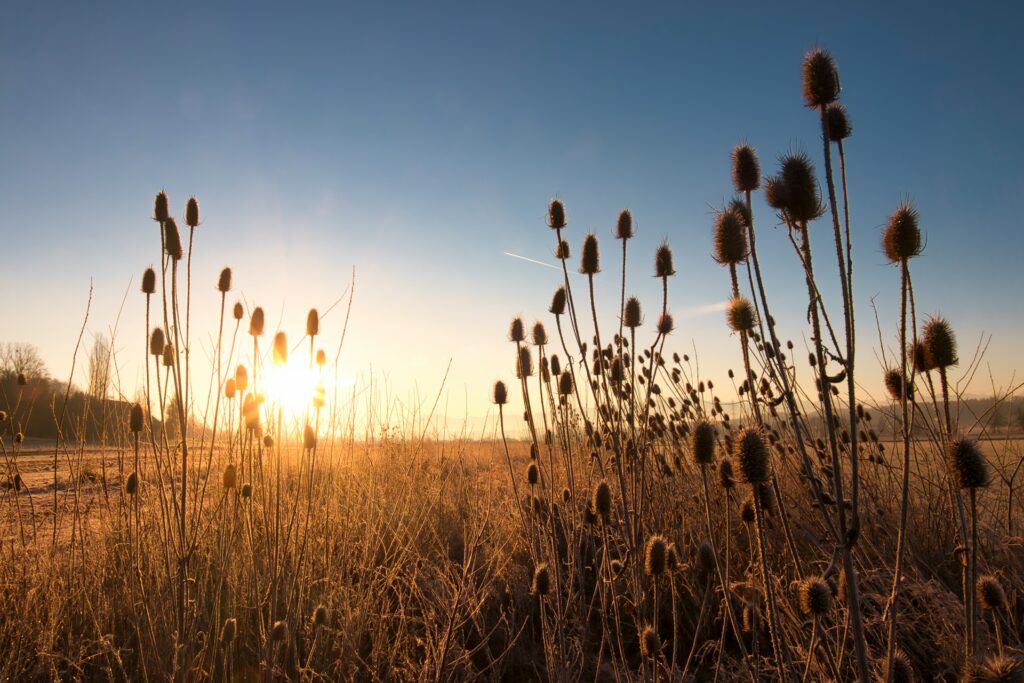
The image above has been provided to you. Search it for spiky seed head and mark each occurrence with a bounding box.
[300,309,318,339]
[977,575,1007,611]
[0,411,6,422]
[548,199,566,229]
[727,297,757,332]
[162,343,175,367]
[235,365,248,392]
[802,47,841,108]
[736,427,769,484]
[303,424,316,450]
[527,462,539,485]
[241,482,252,498]
[714,207,749,265]
[765,176,789,212]
[883,202,922,263]
[232,301,243,320]
[509,317,526,342]
[13,432,23,444]
[493,381,508,405]
[799,577,833,616]
[692,420,716,465]
[593,480,612,523]
[550,355,561,376]
[666,544,679,571]
[532,322,547,346]
[273,332,287,366]
[923,316,957,369]
[657,313,674,336]
[639,625,661,658]
[743,602,760,633]
[271,620,287,641]
[732,144,761,192]
[243,394,259,430]
[547,288,567,318]
[150,328,165,356]
[223,463,237,490]
[532,563,551,595]
[163,217,183,260]
[313,605,328,626]
[911,340,933,373]
[184,196,200,228]
[728,197,752,229]
[616,209,634,240]
[740,495,756,523]
[142,267,156,295]
[558,372,574,396]
[644,535,668,576]
[316,349,326,367]
[249,307,265,337]
[212,267,231,295]
[697,541,716,582]
[624,297,642,329]
[17,372,27,386]
[950,437,990,489]
[884,368,913,402]
[154,191,170,222]
[609,357,624,384]
[780,152,823,223]
[221,617,237,642]
[963,655,1024,683]
[888,650,915,683]
[125,471,138,495]
[224,378,236,399]
[516,347,534,379]
[555,239,570,260]
[825,104,852,141]
[719,457,735,489]
[580,233,600,275]
[654,242,675,278]
[130,403,144,433]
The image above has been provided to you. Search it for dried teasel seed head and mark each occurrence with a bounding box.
[509,316,526,342]
[802,47,841,108]
[727,297,757,332]
[554,239,570,260]
[224,378,236,399]
[185,197,200,228]
[714,207,749,265]
[692,420,716,465]
[624,297,642,329]
[217,267,232,293]
[142,267,156,295]
[977,575,1007,611]
[697,541,715,581]
[271,620,287,641]
[130,403,144,433]
[527,462,538,485]
[592,480,612,523]
[656,313,674,336]
[304,424,316,450]
[0,411,7,422]
[221,618,237,642]
[13,432,23,444]
[639,625,661,658]
[532,321,547,346]
[719,457,735,489]
[150,328,166,356]
[549,287,566,316]
[884,368,913,402]
[963,655,1024,683]
[743,602,760,633]
[580,233,600,275]
[125,471,138,495]
[547,199,566,229]
[316,349,326,366]
[163,217,183,260]
[736,427,769,484]
[17,372,27,386]
[234,365,249,392]
[306,309,320,337]
[654,242,675,278]
[732,144,761,192]
[532,563,551,595]
[616,209,634,240]
[923,316,957,369]
[799,577,833,616]
[312,605,328,626]
[249,307,265,337]
[765,175,789,212]
[233,302,244,320]
[728,197,752,230]
[550,355,561,377]
[241,482,252,498]
[740,495,756,523]
[950,437,990,489]
[888,650,915,683]
[516,347,533,379]
[243,394,260,430]
[263,434,273,448]
[153,191,170,222]
[825,103,852,141]
[163,343,175,367]
[558,372,574,396]
[779,152,823,223]
[273,332,288,365]
[883,202,922,263]
[644,535,668,576]
[223,463,237,490]
[493,380,508,405]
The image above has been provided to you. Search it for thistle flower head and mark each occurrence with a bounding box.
[826,103,852,141]
[509,316,526,342]
[802,47,841,108]
[644,535,668,576]
[153,191,170,222]
[911,340,933,373]
[736,427,769,484]
[185,196,200,228]
[142,267,156,295]
[150,328,166,356]
[532,321,547,346]
[656,313,674,336]
[884,368,913,402]
[555,239,570,260]
[163,217,183,260]
[950,437,990,489]
[727,297,757,332]
[778,152,823,223]
[714,207,749,265]
[616,209,634,240]
[580,233,600,275]
[273,332,287,365]
[250,307,265,337]
[516,346,533,379]
[547,199,566,229]
[549,287,566,316]
[550,355,561,376]
[692,420,716,465]
[883,202,922,263]
[307,308,320,337]
[799,577,833,616]
[732,144,761,192]
[963,655,1024,683]
[977,575,1007,611]
[558,371,574,396]
[654,242,675,278]
[624,297,642,329]
[493,380,508,405]
[923,316,957,369]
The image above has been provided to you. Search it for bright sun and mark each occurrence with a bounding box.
[263,359,330,422]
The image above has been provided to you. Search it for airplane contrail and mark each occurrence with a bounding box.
[678,301,729,317]
[503,251,560,270]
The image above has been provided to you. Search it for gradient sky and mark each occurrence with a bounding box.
[2,2,1022,434]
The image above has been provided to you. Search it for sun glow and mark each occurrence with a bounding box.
[264,357,330,422]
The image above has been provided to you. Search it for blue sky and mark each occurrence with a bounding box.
[2,2,1022,430]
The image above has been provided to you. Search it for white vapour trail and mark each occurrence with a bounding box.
[503,252,560,270]
[678,301,729,318]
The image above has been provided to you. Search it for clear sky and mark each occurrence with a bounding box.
[2,2,1022,434]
